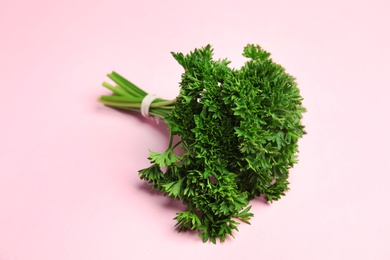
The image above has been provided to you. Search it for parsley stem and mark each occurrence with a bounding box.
[168,133,174,148]
[171,140,182,150]
[150,99,176,108]
[99,72,177,120]
[98,97,176,119]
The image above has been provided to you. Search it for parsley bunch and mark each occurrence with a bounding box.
[98,44,305,243]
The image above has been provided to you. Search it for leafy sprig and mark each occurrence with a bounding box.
[98,44,306,243]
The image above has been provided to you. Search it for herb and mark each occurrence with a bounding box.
[98,44,306,243]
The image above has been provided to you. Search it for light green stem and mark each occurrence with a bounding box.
[98,71,177,120]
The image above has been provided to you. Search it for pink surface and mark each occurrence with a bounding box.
[1,0,389,259]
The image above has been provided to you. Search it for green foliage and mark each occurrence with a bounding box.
[148,148,181,168]
[98,44,306,243]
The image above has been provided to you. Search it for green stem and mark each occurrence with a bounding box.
[168,133,174,149]
[99,72,177,120]
[150,99,176,108]
[171,140,182,150]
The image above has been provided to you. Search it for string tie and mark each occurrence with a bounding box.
[141,94,160,123]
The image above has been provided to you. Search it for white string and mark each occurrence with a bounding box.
[141,94,158,118]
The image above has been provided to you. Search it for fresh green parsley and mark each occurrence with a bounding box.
[98,44,306,243]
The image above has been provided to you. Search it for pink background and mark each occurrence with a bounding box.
[1,0,389,259]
